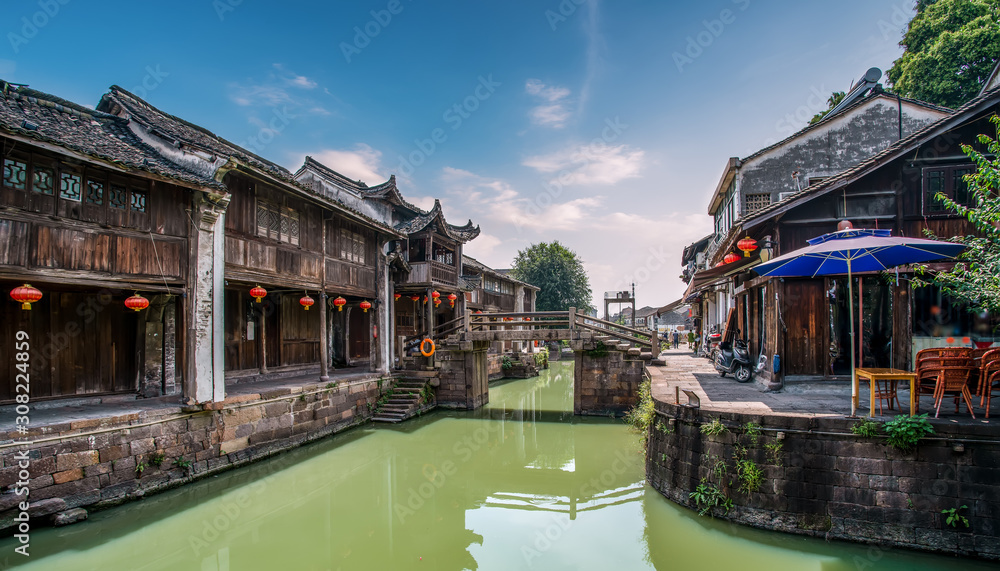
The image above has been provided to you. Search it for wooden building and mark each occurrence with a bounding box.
[0,81,229,403]
[460,255,539,353]
[98,87,405,384]
[294,157,487,362]
[696,85,1000,387]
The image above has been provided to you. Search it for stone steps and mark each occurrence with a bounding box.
[372,374,437,424]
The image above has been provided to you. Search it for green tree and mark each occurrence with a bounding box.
[809,91,846,124]
[887,0,1000,108]
[510,241,593,312]
[920,115,1000,312]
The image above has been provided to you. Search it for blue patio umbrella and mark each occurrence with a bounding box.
[753,228,966,416]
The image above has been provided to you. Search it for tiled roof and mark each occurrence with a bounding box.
[739,86,1000,231]
[462,255,539,290]
[739,90,953,165]
[98,86,401,236]
[98,86,293,182]
[0,81,225,192]
[395,199,480,243]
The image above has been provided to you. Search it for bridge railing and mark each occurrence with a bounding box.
[572,313,653,348]
[468,311,569,331]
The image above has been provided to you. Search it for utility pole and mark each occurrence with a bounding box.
[631,282,636,328]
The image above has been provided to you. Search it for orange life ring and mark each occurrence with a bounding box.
[420,338,436,357]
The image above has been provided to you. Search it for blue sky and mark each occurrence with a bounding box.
[1,0,914,308]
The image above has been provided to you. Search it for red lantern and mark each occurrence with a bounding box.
[333,296,347,311]
[124,293,150,312]
[410,295,420,302]
[300,294,315,311]
[724,252,741,264]
[432,291,441,307]
[447,293,457,307]
[360,300,372,313]
[394,293,401,301]
[475,310,483,314]
[423,296,428,304]
[250,285,267,303]
[737,236,758,257]
[10,284,42,310]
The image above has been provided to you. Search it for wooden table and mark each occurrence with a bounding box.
[854,368,918,417]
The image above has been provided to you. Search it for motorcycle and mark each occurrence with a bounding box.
[702,331,722,360]
[715,336,754,383]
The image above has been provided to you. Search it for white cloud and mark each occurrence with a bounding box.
[229,64,328,117]
[308,144,386,184]
[522,143,645,185]
[525,79,572,128]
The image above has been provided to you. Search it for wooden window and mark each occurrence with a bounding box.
[33,167,55,195]
[256,199,299,245]
[3,158,27,190]
[109,184,128,209]
[340,228,366,263]
[923,165,975,215]
[743,193,770,215]
[86,179,104,205]
[59,172,82,201]
[396,313,414,327]
[130,190,147,212]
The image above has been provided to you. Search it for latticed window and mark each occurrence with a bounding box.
[256,199,299,245]
[33,167,54,195]
[59,172,82,201]
[744,193,771,215]
[130,190,147,213]
[86,179,104,205]
[340,228,366,263]
[110,184,127,209]
[4,158,27,190]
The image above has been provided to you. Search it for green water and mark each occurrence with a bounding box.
[1,361,991,570]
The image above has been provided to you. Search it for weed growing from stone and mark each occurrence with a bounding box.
[174,456,192,470]
[690,479,732,516]
[701,418,727,436]
[135,461,148,478]
[735,458,765,495]
[743,422,762,446]
[764,441,783,464]
[851,418,882,438]
[149,452,165,467]
[884,414,934,453]
[942,505,970,528]
[624,377,655,450]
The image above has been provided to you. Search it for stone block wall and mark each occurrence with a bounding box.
[0,377,388,531]
[573,349,642,416]
[646,399,1000,561]
[436,341,490,409]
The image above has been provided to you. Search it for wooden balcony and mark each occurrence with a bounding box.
[402,261,458,287]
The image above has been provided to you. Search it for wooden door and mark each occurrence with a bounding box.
[783,279,827,376]
[349,308,370,361]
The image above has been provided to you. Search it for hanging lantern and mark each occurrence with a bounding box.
[124,293,150,312]
[250,285,267,303]
[10,284,43,310]
[410,295,420,302]
[432,291,441,307]
[360,300,372,313]
[737,236,758,257]
[475,310,483,314]
[300,294,315,311]
[447,293,457,308]
[394,293,402,301]
[333,296,347,311]
[724,252,741,264]
[423,296,428,304]
[714,261,724,267]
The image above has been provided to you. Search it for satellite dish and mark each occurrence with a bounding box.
[864,67,882,83]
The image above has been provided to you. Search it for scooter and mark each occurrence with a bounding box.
[715,336,753,383]
[702,331,722,360]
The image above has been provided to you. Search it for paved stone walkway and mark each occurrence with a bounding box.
[648,348,990,424]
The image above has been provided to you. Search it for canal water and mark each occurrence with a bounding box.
[2,361,991,570]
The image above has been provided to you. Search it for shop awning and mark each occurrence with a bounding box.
[655,298,687,317]
[682,257,761,300]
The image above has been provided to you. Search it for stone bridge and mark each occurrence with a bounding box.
[404,309,659,416]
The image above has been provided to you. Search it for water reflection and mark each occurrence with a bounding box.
[0,362,991,570]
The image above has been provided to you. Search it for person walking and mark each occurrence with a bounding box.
[671,330,680,349]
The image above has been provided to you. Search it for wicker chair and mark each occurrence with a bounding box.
[927,364,976,419]
[979,349,1000,418]
[915,354,972,413]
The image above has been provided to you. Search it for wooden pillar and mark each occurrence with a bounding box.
[259,302,268,375]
